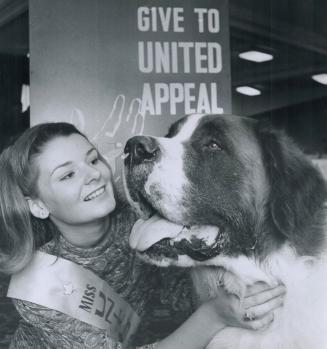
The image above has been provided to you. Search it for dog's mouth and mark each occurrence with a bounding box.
[143,234,229,262]
[126,182,231,263]
[130,216,230,262]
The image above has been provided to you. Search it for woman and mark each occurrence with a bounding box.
[0,122,285,348]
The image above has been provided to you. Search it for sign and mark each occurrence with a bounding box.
[29,0,231,178]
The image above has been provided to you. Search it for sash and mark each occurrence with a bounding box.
[7,251,140,347]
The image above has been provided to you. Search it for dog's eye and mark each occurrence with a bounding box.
[207,141,222,151]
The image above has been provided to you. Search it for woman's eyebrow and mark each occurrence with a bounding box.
[51,147,97,176]
[51,161,72,176]
[86,147,97,156]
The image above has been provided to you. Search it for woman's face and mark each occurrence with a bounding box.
[33,133,116,226]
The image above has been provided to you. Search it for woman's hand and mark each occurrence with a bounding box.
[207,281,286,331]
[156,282,285,349]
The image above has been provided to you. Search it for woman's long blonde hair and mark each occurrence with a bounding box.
[0,122,86,274]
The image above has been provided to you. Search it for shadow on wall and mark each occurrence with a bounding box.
[0,54,30,154]
[0,53,29,344]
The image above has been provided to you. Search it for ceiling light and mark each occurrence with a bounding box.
[239,50,273,63]
[312,74,327,85]
[236,86,261,96]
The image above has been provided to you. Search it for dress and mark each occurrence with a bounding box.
[10,206,195,348]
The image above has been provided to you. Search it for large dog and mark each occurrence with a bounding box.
[123,114,327,349]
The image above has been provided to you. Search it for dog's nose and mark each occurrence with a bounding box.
[124,136,159,165]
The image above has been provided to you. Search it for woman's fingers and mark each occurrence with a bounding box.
[245,281,273,296]
[243,284,286,309]
[240,283,285,331]
[243,312,275,331]
[236,282,286,331]
[243,293,284,320]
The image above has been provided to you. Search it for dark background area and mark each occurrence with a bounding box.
[1,0,327,153]
[230,0,327,155]
[0,0,326,346]
[0,1,29,151]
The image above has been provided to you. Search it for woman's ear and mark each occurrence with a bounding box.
[26,197,49,219]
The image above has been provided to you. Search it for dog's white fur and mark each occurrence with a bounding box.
[144,114,203,222]
[201,245,327,349]
[125,114,327,349]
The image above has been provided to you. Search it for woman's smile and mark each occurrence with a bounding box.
[84,185,106,201]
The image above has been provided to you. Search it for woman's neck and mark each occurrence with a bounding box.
[51,216,110,248]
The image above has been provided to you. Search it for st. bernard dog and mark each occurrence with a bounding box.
[123,114,327,349]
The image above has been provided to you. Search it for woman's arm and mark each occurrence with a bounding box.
[154,282,285,349]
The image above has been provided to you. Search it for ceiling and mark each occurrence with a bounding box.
[230,0,327,116]
[1,0,327,153]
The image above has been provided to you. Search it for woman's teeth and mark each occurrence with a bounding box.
[84,187,105,201]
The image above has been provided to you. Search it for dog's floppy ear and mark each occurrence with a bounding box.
[256,122,327,255]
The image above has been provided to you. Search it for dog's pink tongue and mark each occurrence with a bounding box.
[129,215,183,252]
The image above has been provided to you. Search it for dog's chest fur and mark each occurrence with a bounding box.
[191,244,327,349]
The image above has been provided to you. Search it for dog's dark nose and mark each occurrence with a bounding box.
[124,136,159,165]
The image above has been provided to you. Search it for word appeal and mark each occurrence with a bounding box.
[141,82,223,115]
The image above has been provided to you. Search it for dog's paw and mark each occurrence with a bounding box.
[220,270,247,299]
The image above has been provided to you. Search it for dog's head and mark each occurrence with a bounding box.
[123,114,327,267]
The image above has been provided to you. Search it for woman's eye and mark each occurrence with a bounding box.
[60,172,74,181]
[207,141,222,151]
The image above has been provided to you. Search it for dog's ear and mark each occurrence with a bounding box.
[256,122,327,255]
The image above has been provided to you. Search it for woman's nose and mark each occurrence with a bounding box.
[84,164,101,184]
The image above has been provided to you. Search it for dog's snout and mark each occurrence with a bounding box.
[124,136,159,165]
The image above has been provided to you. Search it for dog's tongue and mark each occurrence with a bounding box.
[129,215,184,252]
[130,215,221,253]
